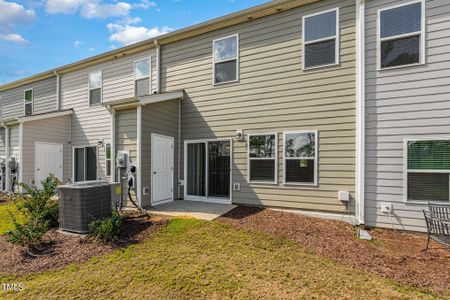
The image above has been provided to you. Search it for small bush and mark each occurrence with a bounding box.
[6,216,49,250]
[88,212,124,243]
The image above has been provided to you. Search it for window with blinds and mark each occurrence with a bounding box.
[284,131,318,185]
[134,58,151,96]
[406,140,450,202]
[248,134,277,183]
[213,34,239,84]
[379,1,424,69]
[303,8,339,69]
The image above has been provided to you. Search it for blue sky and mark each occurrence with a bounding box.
[0,0,269,84]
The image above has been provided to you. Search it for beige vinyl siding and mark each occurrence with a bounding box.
[9,125,20,163]
[0,128,5,157]
[0,77,57,120]
[115,108,137,205]
[141,100,180,207]
[61,50,157,180]
[161,0,356,213]
[364,0,450,232]
[22,115,71,185]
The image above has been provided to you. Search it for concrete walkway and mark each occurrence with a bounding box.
[147,200,237,221]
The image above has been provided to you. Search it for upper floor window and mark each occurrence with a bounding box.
[24,89,33,116]
[134,58,151,96]
[248,133,277,184]
[213,34,239,85]
[284,131,318,185]
[303,8,339,69]
[406,139,450,203]
[88,71,102,105]
[379,1,424,69]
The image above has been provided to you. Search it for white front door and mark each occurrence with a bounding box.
[35,142,63,187]
[151,134,174,205]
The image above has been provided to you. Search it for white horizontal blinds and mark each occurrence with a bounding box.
[213,35,238,84]
[89,71,102,105]
[380,2,423,68]
[407,140,450,202]
[249,134,276,183]
[134,58,151,96]
[24,89,33,116]
[285,132,316,184]
[303,9,338,69]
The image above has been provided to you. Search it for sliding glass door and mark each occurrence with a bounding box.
[185,140,231,202]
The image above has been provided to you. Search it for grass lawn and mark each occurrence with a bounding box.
[0,203,23,235]
[0,219,443,299]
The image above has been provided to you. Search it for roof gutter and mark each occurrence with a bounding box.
[355,0,366,225]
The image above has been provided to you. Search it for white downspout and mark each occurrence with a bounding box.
[4,125,10,192]
[355,0,366,225]
[154,40,161,94]
[107,105,116,183]
[54,71,61,111]
[18,122,23,191]
[136,105,142,207]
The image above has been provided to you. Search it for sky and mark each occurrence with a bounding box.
[0,0,269,84]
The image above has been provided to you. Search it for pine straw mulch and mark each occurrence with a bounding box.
[0,214,169,276]
[217,206,450,296]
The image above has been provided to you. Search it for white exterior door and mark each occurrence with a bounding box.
[35,143,63,187]
[151,134,174,205]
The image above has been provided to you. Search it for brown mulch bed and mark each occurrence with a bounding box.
[0,214,169,276]
[218,206,450,296]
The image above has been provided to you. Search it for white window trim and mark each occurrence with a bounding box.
[72,145,98,183]
[23,88,34,117]
[302,7,340,70]
[403,137,450,204]
[247,133,278,185]
[88,70,103,106]
[377,0,426,71]
[212,34,240,86]
[283,130,319,186]
[133,57,152,96]
[105,142,111,177]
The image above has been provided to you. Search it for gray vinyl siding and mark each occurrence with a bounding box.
[115,108,137,205]
[161,0,356,213]
[61,50,157,181]
[9,125,20,163]
[21,115,71,185]
[0,77,57,120]
[141,100,180,207]
[0,128,5,157]
[364,0,450,232]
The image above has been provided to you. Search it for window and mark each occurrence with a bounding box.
[248,134,277,183]
[406,139,450,202]
[88,71,102,105]
[24,89,33,116]
[74,146,97,182]
[379,1,424,69]
[105,143,112,177]
[284,131,318,185]
[213,34,239,84]
[134,58,151,96]
[303,8,339,69]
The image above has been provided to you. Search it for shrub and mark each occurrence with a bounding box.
[6,175,61,253]
[88,212,124,243]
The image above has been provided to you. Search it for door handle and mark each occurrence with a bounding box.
[37,168,40,171]
[153,171,157,174]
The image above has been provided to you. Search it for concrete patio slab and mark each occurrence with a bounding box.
[147,200,237,221]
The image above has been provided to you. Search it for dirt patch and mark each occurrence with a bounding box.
[218,206,450,295]
[0,214,169,276]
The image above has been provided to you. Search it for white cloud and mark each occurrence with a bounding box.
[0,33,29,44]
[108,22,172,45]
[46,0,131,19]
[74,40,83,47]
[0,1,35,45]
[134,0,156,10]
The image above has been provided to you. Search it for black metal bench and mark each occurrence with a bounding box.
[423,203,450,254]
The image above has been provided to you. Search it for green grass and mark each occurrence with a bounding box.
[0,203,23,235]
[0,219,443,299]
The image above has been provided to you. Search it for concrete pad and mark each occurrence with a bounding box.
[147,200,237,221]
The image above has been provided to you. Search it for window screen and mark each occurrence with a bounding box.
[379,2,423,68]
[285,132,317,184]
[24,89,33,116]
[303,9,338,69]
[213,35,238,84]
[249,134,276,183]
[406,140,450,202]
[89,71,102,105]
[134,58,151,96]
